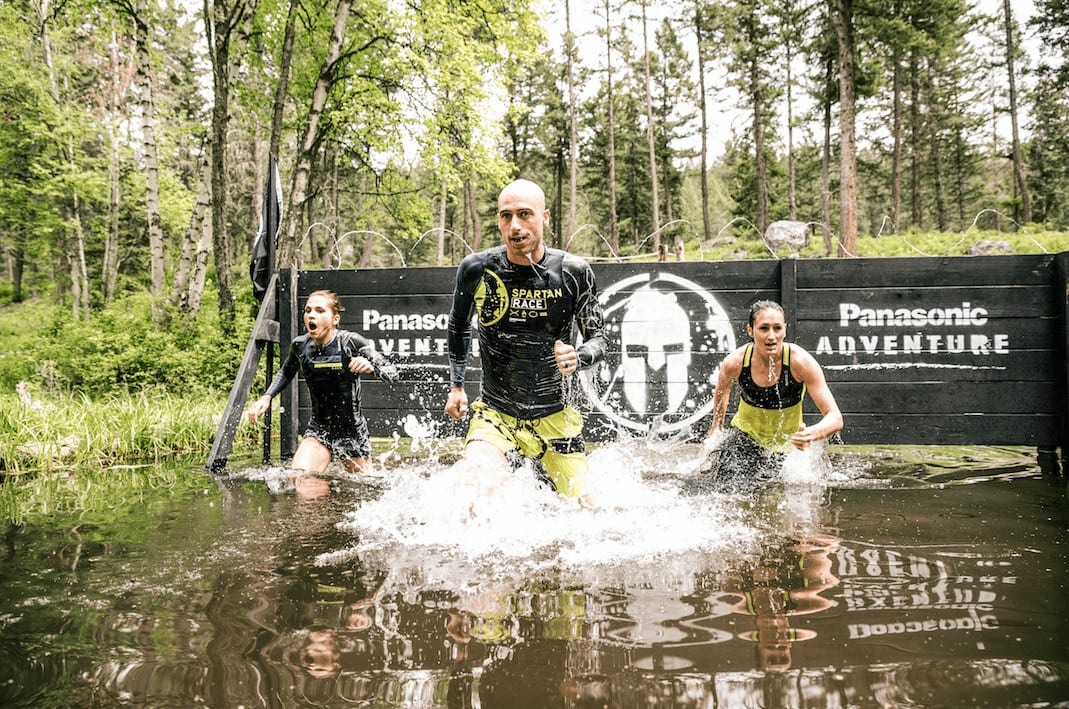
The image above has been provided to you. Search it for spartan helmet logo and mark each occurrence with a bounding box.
[579,272,735,434]
[620,286,691,414]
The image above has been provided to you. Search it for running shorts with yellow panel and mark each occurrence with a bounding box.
[465,401,589,498]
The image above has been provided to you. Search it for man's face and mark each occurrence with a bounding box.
[497,186,548,265]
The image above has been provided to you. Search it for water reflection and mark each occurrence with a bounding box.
[0,445,1067,707]
[719,533,839,671]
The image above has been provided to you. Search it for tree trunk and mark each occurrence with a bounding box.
[891,40,902,233]
[752,50,769,235]
[358,173,374,268]
[437,177,447,266]
[468,173,482,252]
[954,125,968,226]
[11,242,25,303]
[784,7,797,221]
[909,49,922,228]
[693,1,710,249]
[641,0,661,251]
[278,0,351,270]
[66,144,90,320]
[821,56,833,255]
[185,156,214,314]
[932,113,947,232]
[605,0,620,255]
[270,0,298,160]
[1003,0,1032,223]
[251,136,266,258]
[105,128,121,302]
[553,147,564,248]
[207,0,242,334]
[39,0,89,317]
[564,0,578,247]
[132,3,165,319]
[834,0,858,256]
[329,152,340,267]
[103,27,122,303]
[171,156,211,309]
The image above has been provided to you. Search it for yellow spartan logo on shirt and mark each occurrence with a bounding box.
[475,270,510,326]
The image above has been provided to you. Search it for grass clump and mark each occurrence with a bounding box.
[0,391,259,474]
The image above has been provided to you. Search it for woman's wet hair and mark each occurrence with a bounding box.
[307,290,344,315]
[748,300,785,326]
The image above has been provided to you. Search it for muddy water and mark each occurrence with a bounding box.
[0,442,1066,708]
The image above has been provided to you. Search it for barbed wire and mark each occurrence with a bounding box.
[294,208,1053,271]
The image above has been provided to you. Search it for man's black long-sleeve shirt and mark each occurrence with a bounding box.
[447,246,607,420]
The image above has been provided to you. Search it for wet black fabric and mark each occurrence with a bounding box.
[267,330,396,434]
[447,246,607,420]
[686,428,784,496]
[736,343,806,410]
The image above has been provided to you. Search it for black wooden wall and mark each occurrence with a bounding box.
[273,253,1068,455]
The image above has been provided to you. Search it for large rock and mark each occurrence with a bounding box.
[967,239,1015,255]
[765,220,810,253]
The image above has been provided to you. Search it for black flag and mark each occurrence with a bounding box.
[250,154,282,303]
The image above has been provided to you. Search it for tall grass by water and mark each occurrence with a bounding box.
[0,391,259,522]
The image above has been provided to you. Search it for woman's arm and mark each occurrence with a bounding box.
[789,345,843,449]
[247,342,300,423]
[705,348,744,439]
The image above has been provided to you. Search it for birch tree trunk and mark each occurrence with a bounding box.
[821,97,833,255]
[270,0,299,160]
[131,1,165,319]
[103,27,124,302]
[783,0,798,221]
[170,156,211,310]
[187,194,214,314]
[38,0,89,317]
[751,49,769,235]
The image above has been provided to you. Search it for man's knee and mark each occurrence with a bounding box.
[464,439,509,468]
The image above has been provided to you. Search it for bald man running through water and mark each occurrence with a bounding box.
[444,179,607,509]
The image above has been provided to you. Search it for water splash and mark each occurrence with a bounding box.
[317,436,845,585]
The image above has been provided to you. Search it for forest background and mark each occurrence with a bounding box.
[1,0,1068,426]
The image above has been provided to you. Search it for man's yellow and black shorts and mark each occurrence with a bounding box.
[465,401,588,498]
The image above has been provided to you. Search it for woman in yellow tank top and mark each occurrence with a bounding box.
[699,300,843,489]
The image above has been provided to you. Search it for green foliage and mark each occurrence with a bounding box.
[0,291,251,396]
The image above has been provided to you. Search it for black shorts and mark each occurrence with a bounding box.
[302,415,372,460]
[694,427,783,495]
